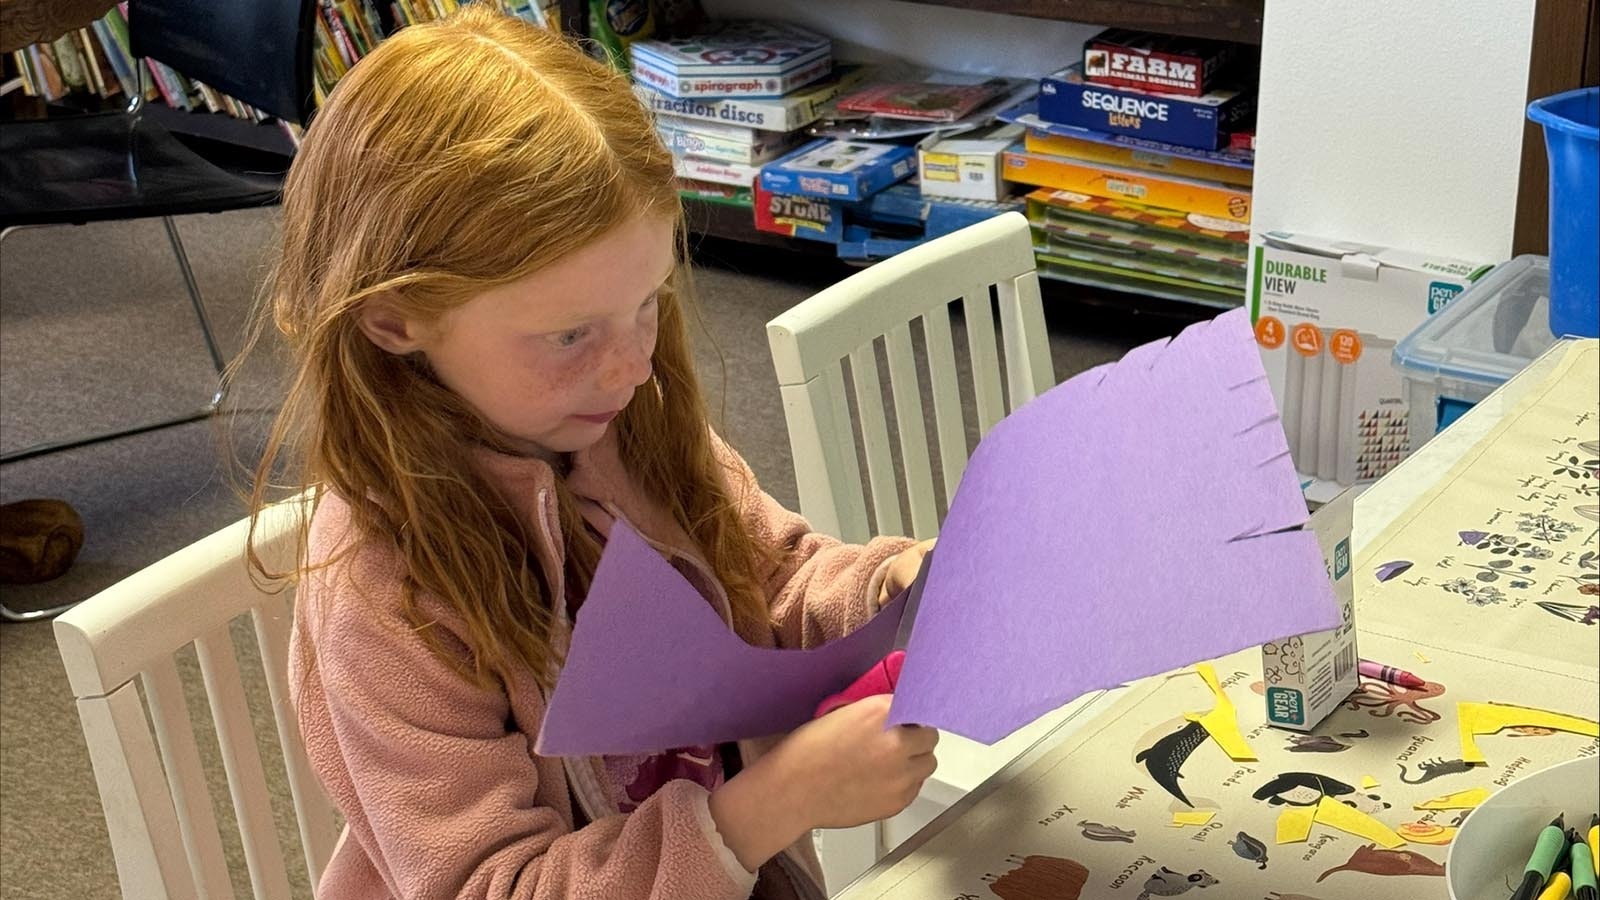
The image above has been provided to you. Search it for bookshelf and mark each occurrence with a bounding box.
[891,0,1264,44]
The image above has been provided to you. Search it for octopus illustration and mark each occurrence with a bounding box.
[982,854,1088,900]
[1342,679,1446,725]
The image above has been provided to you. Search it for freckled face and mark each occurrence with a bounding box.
[412,216,674,457]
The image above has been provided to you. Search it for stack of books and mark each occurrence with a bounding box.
[997,29,1258,307]
[315,0,556,105]
[630,21,865,208]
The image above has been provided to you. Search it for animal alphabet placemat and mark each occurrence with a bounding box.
[1355,341,1599,678]
[844,637,1597,899]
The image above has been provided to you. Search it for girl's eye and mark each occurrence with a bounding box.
[549,327,589,348]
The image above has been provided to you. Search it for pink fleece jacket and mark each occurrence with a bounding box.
[289,428,914,900]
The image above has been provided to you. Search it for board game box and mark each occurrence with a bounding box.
[1024,129,1251,188]
[834,79,1011,122]
[1039,64,1254,151]
[1082,27,1238,97]
[634,65,867,133]
[759,139,916,201]
[629,20,831,99]
[1004,150,1252,222]
[655,116,803,165]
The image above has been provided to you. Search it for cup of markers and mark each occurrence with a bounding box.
[1446,757,1600,900]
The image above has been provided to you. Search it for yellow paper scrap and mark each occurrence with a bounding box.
[1171,811,1215,826]
[1276,806,1315,844]
[1397,822,1457,845]
[1360,775,1380,790]
[1414,650,1432,664]
[1182,664,1257,762]
[1415,787,1491,810]
[1313,796,1407,849]
[1457,702,1599,764]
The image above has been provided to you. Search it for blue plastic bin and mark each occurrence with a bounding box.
[1527,87,1599,338]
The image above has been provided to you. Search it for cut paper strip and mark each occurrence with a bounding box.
[1171,811,1216,826]
[536,523,909,755]
[1415,787,1491,810]
[1276,806,1315,844]
[1457,702,1600,764]
[1313,795,1406,849]
[888,308,1340,742]
[539,309,1342,755]
[1183,663,1257,761]
[1398,822,1457,845]
[1361,776,1380,790]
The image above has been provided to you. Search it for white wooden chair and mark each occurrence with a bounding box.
[54,494,339,900]
[767,211,1070,891]
[767,211,1054,544]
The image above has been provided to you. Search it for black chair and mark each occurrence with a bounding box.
[0,0,317,620]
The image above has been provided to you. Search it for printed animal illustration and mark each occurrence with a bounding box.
[1136,866,1217,899]
[1253,772,1390,814]
[1078,820,1136,843]
[1397,758,1474,784]
[1230,830,1268,869]
[1316,844,1446,881]
[1343,679,1446,725]
[1134,720,1208,807]
[983,853,1088,900]
[1287,735,1351,753]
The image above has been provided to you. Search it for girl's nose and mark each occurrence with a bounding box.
[600,332,653,393]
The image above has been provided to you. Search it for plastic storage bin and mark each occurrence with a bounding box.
[1527,87,1599,338]
[1392,255,1561,451]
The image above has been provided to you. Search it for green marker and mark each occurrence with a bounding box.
[1573,836,1597,900]
[1513,815,1570,900]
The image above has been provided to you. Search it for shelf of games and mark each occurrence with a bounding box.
[638,16,1257,313]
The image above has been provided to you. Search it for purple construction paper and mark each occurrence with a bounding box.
[887,307,1340,742]
[536,522,909,757]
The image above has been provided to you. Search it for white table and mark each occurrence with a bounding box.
[835,342,1574,898]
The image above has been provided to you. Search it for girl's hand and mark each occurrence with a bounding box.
[708,695,938,871]
[880,538,935,606]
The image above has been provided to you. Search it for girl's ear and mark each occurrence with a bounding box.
[357,293,429,355]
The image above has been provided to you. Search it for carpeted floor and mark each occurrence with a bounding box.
[0,206,1177,899]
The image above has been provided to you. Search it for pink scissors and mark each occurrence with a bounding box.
[812,550,932,718]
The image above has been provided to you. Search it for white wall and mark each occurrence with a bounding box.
[1251,1,1537,263]
[700,0,1099,79]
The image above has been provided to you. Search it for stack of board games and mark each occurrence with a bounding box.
[630,21,860,208]
[992,28,1258,306]
[752,180,1023,262]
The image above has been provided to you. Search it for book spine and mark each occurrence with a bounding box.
[12,49,37,96]
[89,20,136,97]
[29,45,67,100]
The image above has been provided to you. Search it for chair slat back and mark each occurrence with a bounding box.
[767,212,1055,542]
[55,495,337,899]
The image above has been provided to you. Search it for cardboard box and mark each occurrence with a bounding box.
[656,116,804,166]
[634,66,868,133]
[759,139,916,201]
[917,124,1024,201]
[1262,489,1358,733]
[753,183,846,242]
[1023,129,1251,188]
[1003,149,1252,223]
[673,155,761,188]
[629,21,831,99]
[1250,232,1496,495]
[1082,28,1238,98]
[1039,65,1253,151]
